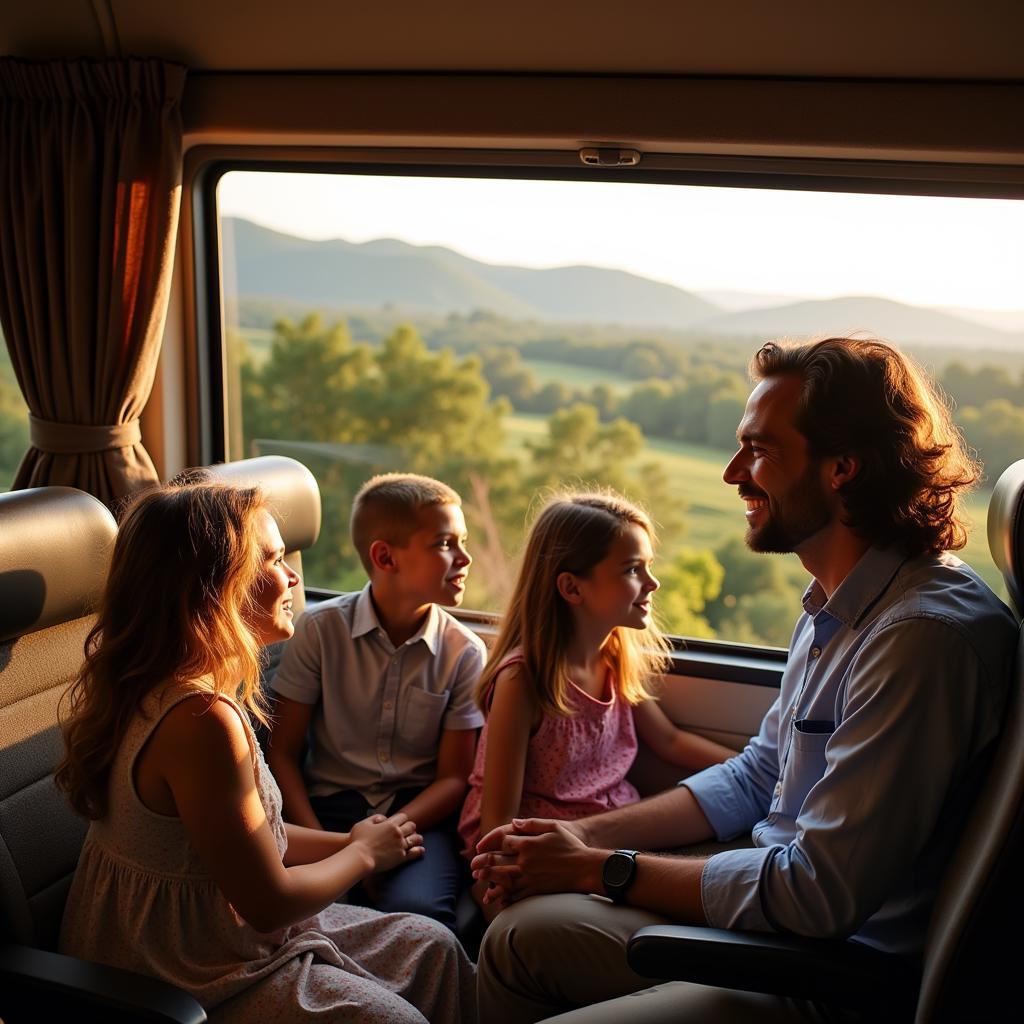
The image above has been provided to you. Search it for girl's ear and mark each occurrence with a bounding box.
[556,571,584,605]
[369,539,397,573]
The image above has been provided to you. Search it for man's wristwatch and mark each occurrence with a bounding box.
[602,849,639,903]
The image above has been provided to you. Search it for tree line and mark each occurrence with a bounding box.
[235,303,1024,478]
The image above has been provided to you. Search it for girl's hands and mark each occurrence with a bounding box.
[349,812,424,874]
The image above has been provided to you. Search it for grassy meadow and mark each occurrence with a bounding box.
[520,358,631,394]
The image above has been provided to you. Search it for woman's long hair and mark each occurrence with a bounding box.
[478,491,670,718]
[56,482,269,819]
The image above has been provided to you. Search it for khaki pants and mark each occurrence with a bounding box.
[477,893,854,1024]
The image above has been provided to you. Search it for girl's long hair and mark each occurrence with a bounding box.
[56,481,269,820]
[478,491,670,718]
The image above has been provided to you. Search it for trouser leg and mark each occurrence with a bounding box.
[371,823,464,931]
[311,787,465,930]
[477,892,673,1024]
[543,984,848,1024]
[478,892,857,1024]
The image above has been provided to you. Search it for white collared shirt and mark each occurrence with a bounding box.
[272,583,486,808]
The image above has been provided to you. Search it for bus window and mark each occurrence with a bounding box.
[0,336,28,492]
[211,171,1024,644]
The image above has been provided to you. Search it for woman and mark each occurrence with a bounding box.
[56,480,475,1023]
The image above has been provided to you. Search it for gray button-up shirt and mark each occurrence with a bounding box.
[272,584,486,809]
[685,546,1017,955]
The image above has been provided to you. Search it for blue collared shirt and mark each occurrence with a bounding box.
[684,546,1017,955]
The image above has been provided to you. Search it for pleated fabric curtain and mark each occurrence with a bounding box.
[0,58,185,506]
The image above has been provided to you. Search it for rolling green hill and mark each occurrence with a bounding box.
[224,217,719,329]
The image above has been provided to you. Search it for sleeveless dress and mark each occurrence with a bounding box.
[59,684,476,1024]
[458,653,640,857]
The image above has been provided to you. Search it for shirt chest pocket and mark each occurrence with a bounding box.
[398,687,451,757]
[778,722,833,818]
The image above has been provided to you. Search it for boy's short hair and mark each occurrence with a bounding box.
[350,473,462,573]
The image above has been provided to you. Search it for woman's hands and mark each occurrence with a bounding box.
[349,812,424,874]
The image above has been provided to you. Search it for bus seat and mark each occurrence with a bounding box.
[0,486,206,1022]
[627,460,1024,1023]
[203,456,323,740]
[204,455,322,621]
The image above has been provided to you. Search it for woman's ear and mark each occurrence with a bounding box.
[369,539,397,573]
[556,571,584,605]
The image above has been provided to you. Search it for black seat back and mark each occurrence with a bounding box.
[914,461,1024,1022]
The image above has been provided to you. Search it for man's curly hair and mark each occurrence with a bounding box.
[751,337,979,556]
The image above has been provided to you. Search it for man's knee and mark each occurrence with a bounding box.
[481,895,584,979]
[481,893,641,982]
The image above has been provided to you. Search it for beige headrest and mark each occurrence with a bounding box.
[0,487,117,643]
[987,460,1024,615]
[204,456,322,553]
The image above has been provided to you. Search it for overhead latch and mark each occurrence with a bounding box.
[579,148,641,167]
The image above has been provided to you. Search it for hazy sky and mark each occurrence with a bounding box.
[219,171,1024,312]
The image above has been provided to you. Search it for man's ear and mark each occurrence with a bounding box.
[828,454,861,490]
[369,539,398,573]
[556,571,584,605]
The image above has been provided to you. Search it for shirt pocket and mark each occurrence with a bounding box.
[399,687,452,758]
[778,722,834,818]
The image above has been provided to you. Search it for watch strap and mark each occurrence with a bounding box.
[602,848,639,903]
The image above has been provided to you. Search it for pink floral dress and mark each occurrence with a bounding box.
[458,652,640,857]
[60,684,476,1024]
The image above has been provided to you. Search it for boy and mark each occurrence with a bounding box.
[268,473,485,930]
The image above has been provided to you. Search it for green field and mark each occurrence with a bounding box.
[504,412,1004,596]
[506,412,760,550]
[521,358,632,394]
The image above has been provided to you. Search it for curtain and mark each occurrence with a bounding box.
[0,58,185,506]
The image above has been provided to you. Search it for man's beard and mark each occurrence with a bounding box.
[745,465,832,554]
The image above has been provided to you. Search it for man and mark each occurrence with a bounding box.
[473,337,1017,1023]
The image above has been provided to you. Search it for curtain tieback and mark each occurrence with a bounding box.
[29,415,142,454]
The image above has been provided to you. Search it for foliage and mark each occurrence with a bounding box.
[656,548,724,639]
[0,344,29,490]
[956,400,1024,486]
[525,404,645,494]
[703,536,807,648]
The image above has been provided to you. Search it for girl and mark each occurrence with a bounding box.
[457,491,733,913]
[56,481,475,1024]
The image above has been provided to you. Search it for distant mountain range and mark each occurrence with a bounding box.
[224,218,1024,349]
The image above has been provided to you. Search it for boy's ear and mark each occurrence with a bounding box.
[556,571,584,605]
[368,539,398,574]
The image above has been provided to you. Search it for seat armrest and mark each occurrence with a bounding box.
[0,943,207,1023]
[627,925,919,1014]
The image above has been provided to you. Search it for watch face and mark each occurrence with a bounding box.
[604,852,635,887]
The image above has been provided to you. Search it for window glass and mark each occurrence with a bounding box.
[218,171,1024,645]
[0,334,29,491]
